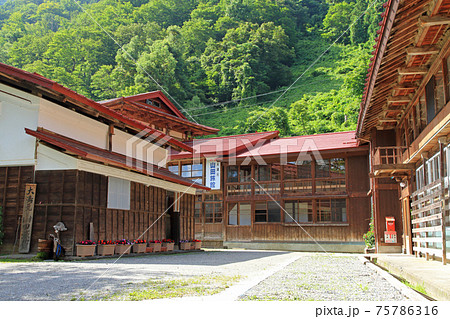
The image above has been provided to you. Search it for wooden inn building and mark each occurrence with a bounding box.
[357,0,450,262]
[0,63,213,255]
[169,131,371,252]
[2,0,448,259]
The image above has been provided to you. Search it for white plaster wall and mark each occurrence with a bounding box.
[38,99,109,150]
[0,83,39,166]
[36,144,78,170]
[0,82,169,169]
[113,128,169,167]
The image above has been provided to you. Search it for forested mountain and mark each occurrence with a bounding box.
[0,0,382,136]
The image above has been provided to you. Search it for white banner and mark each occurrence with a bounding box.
[205,158,221,190]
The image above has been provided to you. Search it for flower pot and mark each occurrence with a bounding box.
[364,247,376,254]
[145,247,154,253]
[162,242,174,251]
[189,242,195,250]
[161,247,167,252]
[180,242,190,250]
[97,244,115,256]
[132,243,147,254]
[115,244,131,255]
[194,242,202,250]
[149,242,161,252]
[76,245,96,257]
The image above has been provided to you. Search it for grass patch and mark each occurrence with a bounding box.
[401,280,427,295]
[0,257,44,263]
[96,275,242,301]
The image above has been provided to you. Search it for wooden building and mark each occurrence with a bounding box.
[169,131,371,252]
[356,0,450,262]
[0,63,211,255]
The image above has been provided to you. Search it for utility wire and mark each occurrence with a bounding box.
[71,0,199,124]
[250,0,381,126]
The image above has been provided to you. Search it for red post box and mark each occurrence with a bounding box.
[386,217,396,232]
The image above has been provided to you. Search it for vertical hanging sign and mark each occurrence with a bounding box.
[205,158,221,190]
[18,183,37,253]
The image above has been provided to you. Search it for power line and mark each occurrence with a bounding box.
[71,0,199,124]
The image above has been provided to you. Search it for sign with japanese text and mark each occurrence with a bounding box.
[384,231,397,244]
[18,184,37,253]
[205,158,221,190]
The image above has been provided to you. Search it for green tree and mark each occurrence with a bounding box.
[244,107,291,136]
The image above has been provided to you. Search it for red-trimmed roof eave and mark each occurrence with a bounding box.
[128,100,219,134]
[125,91,187,120]
[25,128,209,191]
[169,131,280,160]
[356,0,399,138]
[0,63,193,153]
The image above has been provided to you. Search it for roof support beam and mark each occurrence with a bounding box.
[398,67,428,75]
[419,15,450,27]
[406,45,439,56]
[387,95,412,104]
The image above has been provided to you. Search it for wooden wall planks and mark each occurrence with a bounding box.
[0,168,196,255]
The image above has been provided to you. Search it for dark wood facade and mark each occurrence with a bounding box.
[0,167,195,255]
[356,0,450,260]
[171,148,371,252]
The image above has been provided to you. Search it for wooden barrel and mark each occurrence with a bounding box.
[38,239,53,252]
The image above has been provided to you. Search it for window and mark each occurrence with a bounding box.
[416,94,427,134]
[226,166,252,196]
[284,200,313,223]
[228,202,251,226]
[427,154,440,183]
[316,158,346,178]
[255,201,281,223]
[426,76,436,123]
[168,164,179,175]
[284,160,312,179]
[107,177,131,210]
[182,163,203,184]
[240,165,252,182]
[416,166,424,191]
[318,199,347,223]
[435,69,445,113]
[227,165,251,183]
[255,164,281,181]
[204,193,222,224]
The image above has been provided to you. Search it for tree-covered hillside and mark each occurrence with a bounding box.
[0,0,382,136]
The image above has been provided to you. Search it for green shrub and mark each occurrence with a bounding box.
[363,219,375,248]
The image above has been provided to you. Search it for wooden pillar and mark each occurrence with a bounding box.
[439,138,447,264]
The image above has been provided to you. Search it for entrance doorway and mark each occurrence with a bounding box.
[166,192,180,245]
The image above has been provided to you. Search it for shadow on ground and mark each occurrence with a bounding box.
[83,250,290,266]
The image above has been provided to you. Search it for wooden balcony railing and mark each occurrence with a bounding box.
[373,146,407,166]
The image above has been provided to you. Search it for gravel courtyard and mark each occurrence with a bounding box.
[0,250,410,301]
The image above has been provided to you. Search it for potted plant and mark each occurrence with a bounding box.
[363,220,376,254]
[192,239,202,250]
[115,239,131,255]
[97,240,115,256]
[132,239,147,253]
[76,240,96,257]
[162,239,175,251]
[179,240,190,250]
[148,240,162,252]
